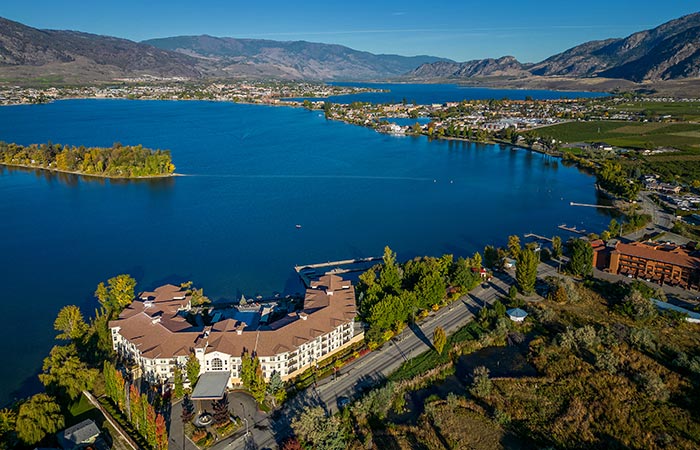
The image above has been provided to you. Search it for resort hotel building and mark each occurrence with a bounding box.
[109,274,362,387]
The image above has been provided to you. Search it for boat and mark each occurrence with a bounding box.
[295,224,302,229]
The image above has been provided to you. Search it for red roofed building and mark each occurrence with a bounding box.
[593,240,700,289]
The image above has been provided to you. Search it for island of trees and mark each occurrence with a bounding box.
[0,141,175,178]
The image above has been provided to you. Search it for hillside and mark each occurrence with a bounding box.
[0,17,203,82]
[410,12,700,83]
[0,16,451,84]
[142,35,451,80]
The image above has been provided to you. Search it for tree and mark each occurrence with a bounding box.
[173,366,184,399]
[267,371,286,406]
[39,344,98,400]
[291,406,346,450]
[53,305,88,342]
[516,248,538,295]
[378,246,401,294]
[155,414,168,450]
[470,366,492,398]
[507,235,521,259]
[568,239,593,277]
[0,408,16,449]
[95,274,137,316]
[433,326,447,354]
[181,394,195,424]
[212,395,230,425]
[552,236,563,259]
[185,353,200,387]
[16,394,64,445]
[607,219,621,238]
[281,437,303,450]
[241,352,266,404]
[509,285,518,301]
[483,245,499,269]
[472,252,482,270]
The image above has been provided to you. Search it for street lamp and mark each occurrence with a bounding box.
[240,402,249,435]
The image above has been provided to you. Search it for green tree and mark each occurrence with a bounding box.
[267,371,286,406]
[378,246,401,294]
[53,305,88,342]
[516,248,538,295]
[16,394,64,445]
[0,408,16,449]
[568,239,593,277]
[470,366,492,398]
[607,219,621,238]
[241,352,266,404]
[472,252,482,270]
[291,406,346,450]
[433,326,447,354]
[483,245,500,268]
[509,285,518,301]
[507,235,521,259]
[95,274,137,317]
[552,236,563,259]
[173,366,184,399]
[185,353,200,387]
[39,344,98,400]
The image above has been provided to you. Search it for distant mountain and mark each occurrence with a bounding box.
[408,56,530,79]
[410,12,700,82]
[142,35,451,80]
[0,16,202,81]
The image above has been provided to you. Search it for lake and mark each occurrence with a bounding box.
[293,82,609,104]
[0,92,611,406]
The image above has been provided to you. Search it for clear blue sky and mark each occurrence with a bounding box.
[1,1,698,62]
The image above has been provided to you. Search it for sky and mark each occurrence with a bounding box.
[1,1,698,62]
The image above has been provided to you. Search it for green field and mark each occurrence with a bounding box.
[611,100,700,122]
[534,121,700,153]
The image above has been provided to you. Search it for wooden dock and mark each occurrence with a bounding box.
[524,233,553,242]
[558,224,587,235]
[294,257,383,287]
[570,202,616,209]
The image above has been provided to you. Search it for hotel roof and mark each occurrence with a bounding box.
[613,241,700,270]
[110,274,356,360]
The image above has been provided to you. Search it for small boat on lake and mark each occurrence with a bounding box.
[295,224,302,229]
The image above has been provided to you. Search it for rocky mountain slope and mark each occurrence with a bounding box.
[0,17,202,80]
[0,16,450,83]
[142,35,450,80]
[410,12,700,82]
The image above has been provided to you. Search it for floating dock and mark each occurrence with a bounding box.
[570,202,616,209]
[524,233,553,242]
[294,257,382,287]
[558,224,587,235]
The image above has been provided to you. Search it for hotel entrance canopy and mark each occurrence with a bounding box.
[191,371,230,400]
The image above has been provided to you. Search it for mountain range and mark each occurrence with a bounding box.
[0,12,699,85]
[409,12,700,82]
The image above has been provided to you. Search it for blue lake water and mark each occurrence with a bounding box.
[293,82,608,104]
[0,93,612,405]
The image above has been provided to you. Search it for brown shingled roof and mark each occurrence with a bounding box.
[111,274,357,360]
[614,242,700,270]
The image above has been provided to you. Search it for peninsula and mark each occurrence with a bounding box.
[0,141,176,178]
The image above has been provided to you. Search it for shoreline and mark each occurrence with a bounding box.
[0,162,178,180]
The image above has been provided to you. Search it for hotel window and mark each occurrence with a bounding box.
[211,358,223,371]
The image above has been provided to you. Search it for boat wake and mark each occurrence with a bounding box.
[187,174,436,182]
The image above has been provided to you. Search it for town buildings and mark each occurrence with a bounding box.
[109,274,362,387]
[593,240,700,289]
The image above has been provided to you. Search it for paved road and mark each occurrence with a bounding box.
[214,272,516,450]
[625,191,689,244]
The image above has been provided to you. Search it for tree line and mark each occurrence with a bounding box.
[0,141,175,178]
